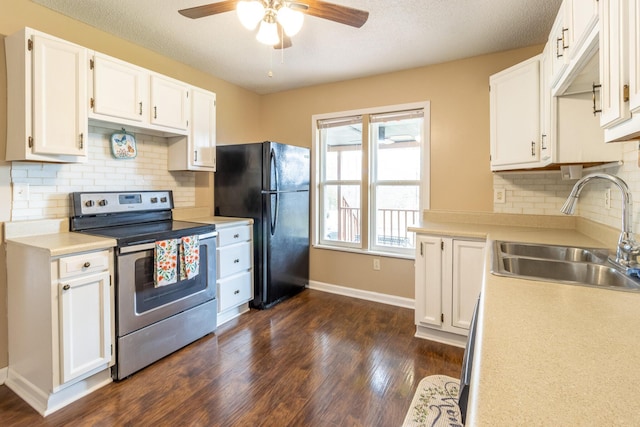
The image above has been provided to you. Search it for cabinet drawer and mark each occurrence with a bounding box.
[217,225,251,247]
[58,250,110,278]
[218,271,252,312]
[217,242,251,278]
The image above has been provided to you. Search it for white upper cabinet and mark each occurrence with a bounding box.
[598,0,630,129]
[630,0,640,114]
[602,0,640,142]
[168,88,216,171]
[150,74,189,131]
[5,28,88,162]
[490,55,542,171]
[549,3,570,87]
[566,0,599,61]
[91,52,146,123]
[90,52,189,135]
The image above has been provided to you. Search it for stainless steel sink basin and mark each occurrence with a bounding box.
[498,242,609,263]
[491,241,640,292]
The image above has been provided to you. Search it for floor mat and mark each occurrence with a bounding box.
[402,375,463,427]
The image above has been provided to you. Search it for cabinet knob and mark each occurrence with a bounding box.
[233,258,240,263]
[234,289,240,295]
[83,261,91,268]
[63,284,70,291]
[233,234,240,239]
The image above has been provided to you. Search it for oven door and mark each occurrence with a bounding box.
[116,232,217,337]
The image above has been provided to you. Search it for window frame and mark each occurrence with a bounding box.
[312,101,430,258]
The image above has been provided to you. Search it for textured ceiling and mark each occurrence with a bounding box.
[32,0,562,94]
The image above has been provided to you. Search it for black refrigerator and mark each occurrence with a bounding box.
[214,141,310,309]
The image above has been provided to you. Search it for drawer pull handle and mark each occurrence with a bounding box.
[83,261,91,268]
[234,258,240,263]
[63,284,70,291]
[234,289,240,295]
[233,234,240,239]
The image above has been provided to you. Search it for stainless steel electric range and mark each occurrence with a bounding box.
[70,190,218,380]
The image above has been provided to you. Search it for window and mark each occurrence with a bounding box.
[313,102,429,256]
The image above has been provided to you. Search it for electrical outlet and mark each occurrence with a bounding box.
[605,188,611,209]
[12,183,29,201]
[494,188,506,204]
[373,258,381,271]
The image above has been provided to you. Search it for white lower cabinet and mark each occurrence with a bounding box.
[216,222,254,325]
[5,245,115,416]
[415,234,485,347]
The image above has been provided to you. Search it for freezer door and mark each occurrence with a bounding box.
[264,142,310,192]
[259,189,309,307]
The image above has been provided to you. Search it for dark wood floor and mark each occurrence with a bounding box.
[0,289,463,426]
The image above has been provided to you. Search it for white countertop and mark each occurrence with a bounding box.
[3,215,253,256]
[410,212,640,425]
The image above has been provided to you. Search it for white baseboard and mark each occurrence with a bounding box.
[6,367,112,416]
[308,280,414,309]
[0,366,7,385]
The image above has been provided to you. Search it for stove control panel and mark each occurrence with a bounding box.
[72,191,174,216]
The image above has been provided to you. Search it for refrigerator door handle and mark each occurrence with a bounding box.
[270,192,279,235]
[270,147,279,192]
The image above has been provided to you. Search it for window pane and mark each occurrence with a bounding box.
[374,185,420,248]
[323,123,362,181]
[322,185,361,244]
[373,117,422,181]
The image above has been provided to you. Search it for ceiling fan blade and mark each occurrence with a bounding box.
[300,0,369,28]
[178,0,238,19]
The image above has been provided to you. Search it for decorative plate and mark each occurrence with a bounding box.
[110,130,137,159]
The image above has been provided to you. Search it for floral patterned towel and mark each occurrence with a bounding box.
[154,239,179,287]
[180,235,200,280]
[402,375,463,427]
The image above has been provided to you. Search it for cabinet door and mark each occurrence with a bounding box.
[568,0,599,60]
[32,34,87,157]
[630,0,640,114]
[450,240,485,331]
[599,0,630,128]
[490,56,541,170]
[540,43,553,163]
[150,74,189,130]
[549,5,569,87]
[59,271,111,384]
[191,88,217,169]
[415,235,442,327]
[92,53,146,122]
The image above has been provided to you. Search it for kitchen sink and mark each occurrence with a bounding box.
[491,241,640,292]
[498,242,609,263]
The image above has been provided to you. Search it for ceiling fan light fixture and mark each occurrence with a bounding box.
[237,0,265,30]
[277,6,304,37]
[256,19,280,46]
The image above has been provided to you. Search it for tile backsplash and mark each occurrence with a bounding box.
[494,140,640,237]
[9,126,196,221]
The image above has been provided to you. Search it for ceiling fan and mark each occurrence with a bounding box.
[179,1,369,49]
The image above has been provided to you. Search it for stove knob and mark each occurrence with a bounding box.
[98,199,108,206]
[151,197,158,203]
[85,200,95,207]
[160,197,167,203]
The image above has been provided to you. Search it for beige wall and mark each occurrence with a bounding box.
[0,0,262,370]
[259,45,542,299]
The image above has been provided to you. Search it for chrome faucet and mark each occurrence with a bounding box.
[561,173,640,271]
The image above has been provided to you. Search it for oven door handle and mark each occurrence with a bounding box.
[119,231,218,254]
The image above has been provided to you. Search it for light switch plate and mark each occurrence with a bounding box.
[13,183,29,201]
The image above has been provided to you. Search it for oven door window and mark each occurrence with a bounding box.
[134,245,210,313]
